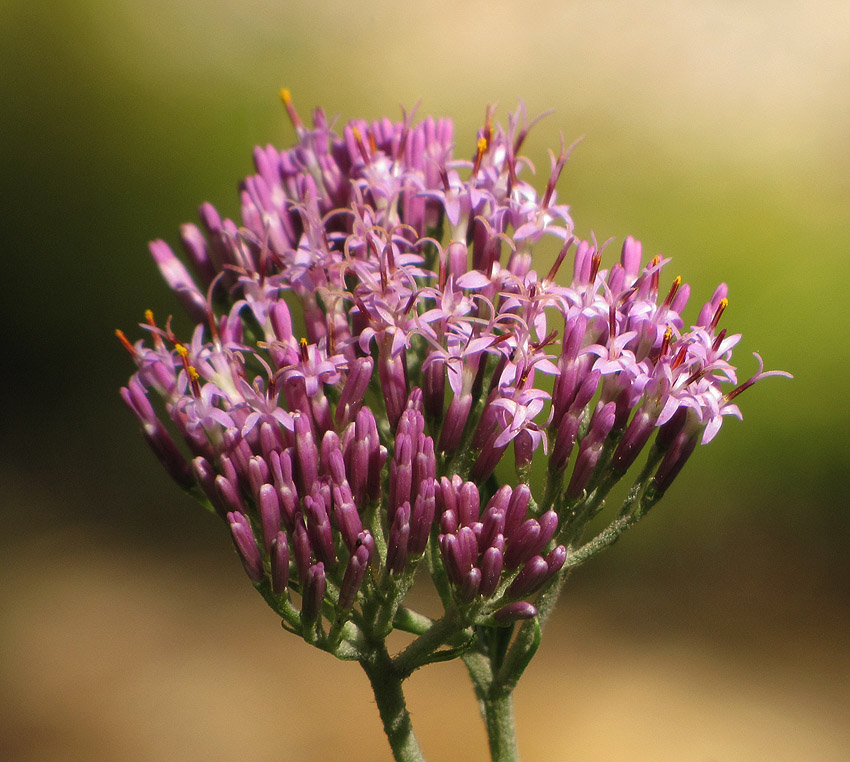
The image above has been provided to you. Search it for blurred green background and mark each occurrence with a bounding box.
[2,1,848,760]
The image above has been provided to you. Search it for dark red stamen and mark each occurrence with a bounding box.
[711,328,727,353]
[115,329,137,358]
[662,276,682,308]
[545,236,575,283]
[709,298,729,331]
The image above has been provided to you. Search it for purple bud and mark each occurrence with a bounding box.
[259,421,284,462]
[408,478,436,556]
[479,546,504,598]
[572,239,594,285]
[440,509,459,535]
[612,407,658,475]
[446,240,468,278]
[139,420,194,490]
[551,411,581,473]
[571,369,602,414]
[607,262,625,295]
[513,430,535,473]
[192,457,225,516]
[222,427,252,479]
[356,530,376,564]
[332,491,363,552]
[269,300,294,344]
[258,483,281,553]
[438,392,472,455]
[439,533,467,585]
[457,525,479,570]
[335,357,374,427]
[218,454,240,491]
[386,502,411,575]
[344,406,386,508]
[412,437,436,503]
[179,223,216,288]
[339,543,371,609]
[269,450,298,532]
[655,406,688,452]
[504,519,541,570]
[271,531,290,595]
[422,355,446,422]
[507,555,549,598]
[696,283,728,328]
[652,424,700,495]
[149,239,207,324]
[294,413,319,495]
[545,545,567,575]
[458,481,480,526]
[460,567,482,603]
[493,601,537,624]
[227,511,264,583]
[121,383,194,489]
[505,484,530,537]
[248,456,270,500]
[484,485,512,518]
[388,434,413,525]
[301,562,326,625]
[437,474,461,519]
[478,507,505,553]
[198,202,229,269]
[538,511,559,550]
[215,474,244,515]
[469,418,508,482]
[121,378,156,423]
[567,401,617,498]
[304,494,335,567]
[620,235,642,279]
[406,387,424,414]
[292,518,313,584]
[379,353,408,430]
[320,430,344,482]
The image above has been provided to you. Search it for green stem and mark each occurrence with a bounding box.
[393,609,468,678]
[360,643,426,762]
[463,643,522,762]
[482,691,521,762]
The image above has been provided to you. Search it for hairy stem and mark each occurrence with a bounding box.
[483,690,521,762]
[361,642,426,762]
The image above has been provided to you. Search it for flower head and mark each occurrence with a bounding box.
[120,95,790,637]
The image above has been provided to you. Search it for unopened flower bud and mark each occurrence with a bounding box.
[493,601,537,624]
[227,511,264,583]
[271,531,290,595]
[301,562,326,625]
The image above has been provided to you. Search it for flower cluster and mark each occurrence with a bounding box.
[120,94,788,641]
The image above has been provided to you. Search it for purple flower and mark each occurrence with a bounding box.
[121,95,790,639]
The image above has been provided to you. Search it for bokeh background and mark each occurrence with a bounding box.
[2,1,849,760]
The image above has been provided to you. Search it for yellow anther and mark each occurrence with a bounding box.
[279,87,302,129]
[144,309,155,323]
[175,343,188,359]
[115,328,136,356]
[472,136,488,176]
[710,298,729,330]
[187,366,200,382]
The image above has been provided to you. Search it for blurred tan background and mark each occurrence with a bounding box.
[2,0,848,760]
